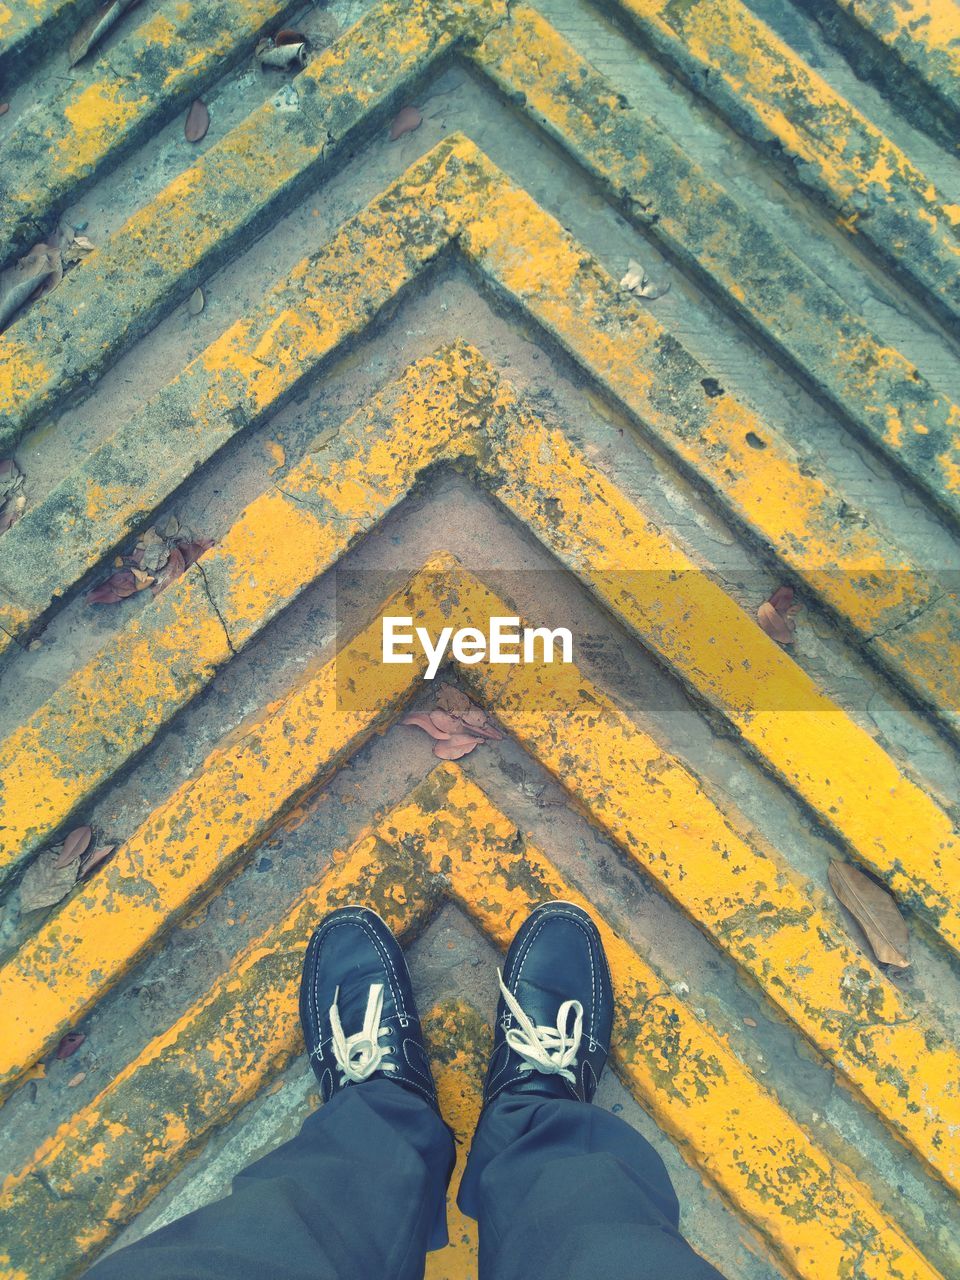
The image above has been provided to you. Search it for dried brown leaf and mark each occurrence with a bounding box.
[459,705,504,739]
[177,537,213,570]
[435,683,471,716]
[0,244,61,330]
[55,1031,85,1060]
[19,850,78,912]
[155,513,180,539]
[257,35,308,68]
[389,106,421,140]
[768,586,794,614]
[137,527,168,573]
[402,712,452,740]
[185,99,210,143]
[53,825,92,869]
[0,104,8,117]
[0,491,26,533]
[79,844,116,878]
[619,259,669,299]
[433,733,482,760]
[757,600,795,645]
[67,1071,86,1088]
[88,568,137,603]
[151,545,186,595]
[828,861,910,969]
[275,27,307,43]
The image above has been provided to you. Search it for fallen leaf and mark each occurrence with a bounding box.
[155,513,180,539]
[135,527,168,573]
[188,286,205,316]
[0,104,8,117]
[0,491,26,533]
[433,733,482,760]
[67,1071,86,1088]
[402,712,452,740]
[390,106,422,140]
[757,586,800,645]
[435,683,471,716]
[69,0,141,65]
[256,34,309,68]
[742,1016,757,1028]
[19,850,78,912]
[428,710,463,736]
[79,844,116,878]
[0,243,61,330]
[88,568,138,604]
[757,601,795,644]
[55,1032,85,1060]
[72,235,95,253]
[460,704,504,739]
[52,825,92,869]
[151,545,186,595]
[177,537,213,569]
[828,861,910,969]
[619,258,670,299]
[185,99,210,143]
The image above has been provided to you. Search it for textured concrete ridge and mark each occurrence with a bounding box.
[1,1,959,1277]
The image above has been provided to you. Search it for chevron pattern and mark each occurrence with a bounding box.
[1,1,958,1278]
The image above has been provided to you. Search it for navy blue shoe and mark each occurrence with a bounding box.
[299,906,441,1113]
[483,901,614,1107]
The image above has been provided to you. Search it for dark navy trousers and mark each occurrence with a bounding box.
[84,1080,725,1279]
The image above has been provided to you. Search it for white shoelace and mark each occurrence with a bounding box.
[498,969,583,1084]
[328,983,397,1085]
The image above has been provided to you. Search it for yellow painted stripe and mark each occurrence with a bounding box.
[7,554,957,1209]
[0,0,295,263]
[829,0,960,107]
[0,0,505,454]
[604,0,960,320]
[0,835,439,1280]
[3,133,956,749]
[474,7,960,526]
[0,579,429,1097]
[418,566,960,1196]
[1,766,940,1280]
[423,1001,485,1280]
[0,343,471,886]
[397,765,944,1280]
[5,336,957,985]
[0,138,466,650]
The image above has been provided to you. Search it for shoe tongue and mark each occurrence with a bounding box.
[504,1072,575,1102]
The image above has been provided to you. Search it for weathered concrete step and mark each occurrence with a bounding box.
[0,0,507,456]
[3,340,959,970]
[4,0,959,544]
[0,0,100,89]
[598,0,960,328]
[4,556,960,1202]
[2,138,958,757]
[478,6,960,530]
[0,763,942,1280]
[800,0,960,152]
[0,0,297,268]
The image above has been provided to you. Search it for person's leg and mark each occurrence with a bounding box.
[458,900,725,1280]
[461,1094,724,1279]
[84,907,455,1280]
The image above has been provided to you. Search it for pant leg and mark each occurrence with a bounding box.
[84,1081,456,1280]
[458,1095,726,1280]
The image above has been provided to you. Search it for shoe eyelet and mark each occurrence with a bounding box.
[398,1016,410,1028]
